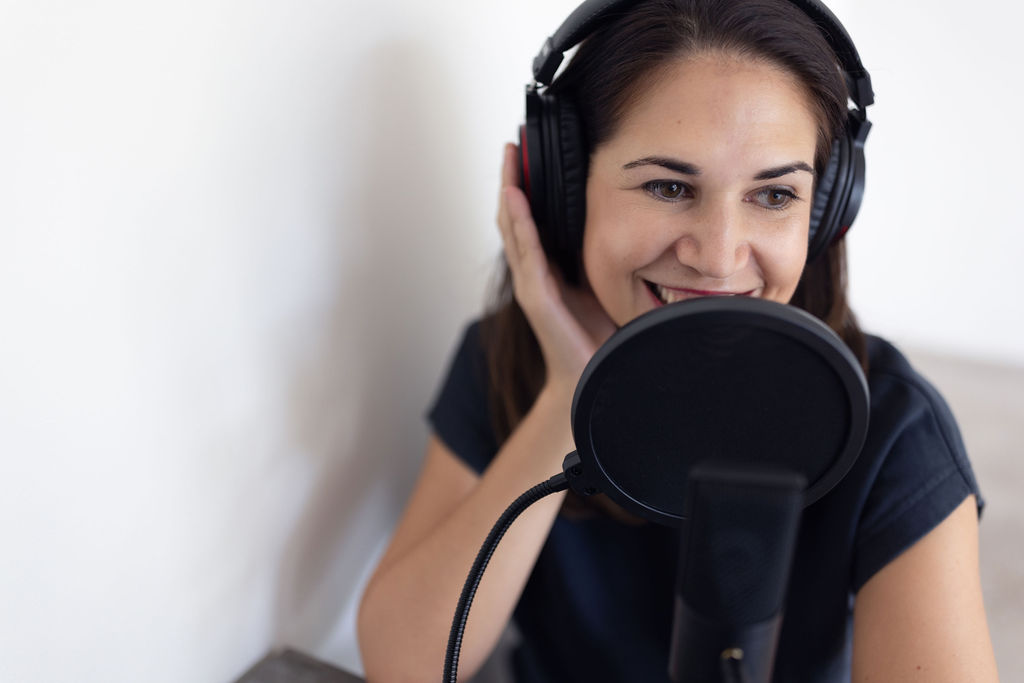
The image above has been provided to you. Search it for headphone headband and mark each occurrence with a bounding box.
[533,0,873,109]
[533,0,636,84]
[521,0,873,280]
[786,0,873,107]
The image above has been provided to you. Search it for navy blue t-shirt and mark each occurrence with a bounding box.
[428,321,983,683]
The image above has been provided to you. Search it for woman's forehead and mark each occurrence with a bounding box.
[603,56,819,171]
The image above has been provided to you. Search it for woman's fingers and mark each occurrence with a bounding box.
[501,142,518,190]
[494,143,612,390]
[497,142,518,235]
[505,186,543,269]
[496,145,519,264]
[497,145,547,291]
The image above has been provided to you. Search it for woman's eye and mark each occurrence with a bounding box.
[643,180,690,202]
[752,187,799,210]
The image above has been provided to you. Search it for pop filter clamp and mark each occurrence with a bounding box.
[444,297,869,683]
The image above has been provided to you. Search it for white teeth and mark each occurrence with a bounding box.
[655,284,739,303]
[656,285,685,304]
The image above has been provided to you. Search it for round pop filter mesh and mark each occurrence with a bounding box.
[571,298,867,525]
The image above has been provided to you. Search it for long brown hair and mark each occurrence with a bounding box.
[482,0,867,453]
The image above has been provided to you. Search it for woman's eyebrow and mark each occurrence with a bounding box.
[753,162,815,180]
[622,157,815,180]
[622,157,701,175]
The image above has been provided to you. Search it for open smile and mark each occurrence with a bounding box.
[644,280,756,305]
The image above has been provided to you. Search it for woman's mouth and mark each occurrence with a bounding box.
[645,280,755,305]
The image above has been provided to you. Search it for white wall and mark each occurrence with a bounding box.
[843,0,1024,363]
[0,1,1019,681]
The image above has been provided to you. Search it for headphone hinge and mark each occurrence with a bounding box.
[849,115,872,147]
[852,72,875,108]
[533,37,561,85]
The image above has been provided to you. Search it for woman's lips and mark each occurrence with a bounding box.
[645,280,756,305]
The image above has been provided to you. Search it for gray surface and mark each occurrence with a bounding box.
[236,649,364,683]
[234,646,512,683]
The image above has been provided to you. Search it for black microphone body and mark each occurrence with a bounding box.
[669,463,805,683]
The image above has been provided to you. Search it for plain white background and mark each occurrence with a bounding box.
[1,0,1021,680]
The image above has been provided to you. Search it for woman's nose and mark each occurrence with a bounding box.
[672,201,751,280]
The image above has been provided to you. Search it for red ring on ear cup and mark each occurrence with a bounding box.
[518,125,532,200]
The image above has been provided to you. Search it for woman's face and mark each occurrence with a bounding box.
[582,55,819,327]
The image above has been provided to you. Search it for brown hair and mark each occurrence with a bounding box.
[482,0,867,455]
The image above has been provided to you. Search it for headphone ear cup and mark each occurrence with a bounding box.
[520,88,549,254]
[808,110,869,262]
[836,119,868,243]
[555,96,588,285]
[519,89,588,285]
[808,138,843,262]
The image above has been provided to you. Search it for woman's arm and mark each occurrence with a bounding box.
[358,145,615,682]
[357,389,573,682]
[852,495,999,681]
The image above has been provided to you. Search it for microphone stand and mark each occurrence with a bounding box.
[443,461,805,683]
[668,463,805,683]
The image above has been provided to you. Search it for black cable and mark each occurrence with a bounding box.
[443,471,569,683]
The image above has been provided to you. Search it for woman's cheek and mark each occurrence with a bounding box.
[765,234,810,303]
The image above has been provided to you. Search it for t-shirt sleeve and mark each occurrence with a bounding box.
[851,361,983,592]
[427,321,499,475]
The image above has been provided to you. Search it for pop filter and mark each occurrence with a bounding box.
[563,296,869,526]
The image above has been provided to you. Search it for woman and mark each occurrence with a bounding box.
[357,0,999,680]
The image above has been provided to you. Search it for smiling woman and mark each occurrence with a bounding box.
[355,0,999,681]
[583,57,818,323]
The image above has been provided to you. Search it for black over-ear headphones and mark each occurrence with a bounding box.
[518,0,873,285]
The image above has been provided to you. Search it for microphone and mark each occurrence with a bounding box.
[558,297,868,681]
[668,463,805,683]
[448,297,870,683]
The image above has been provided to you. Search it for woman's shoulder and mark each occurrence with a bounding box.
[862,334,965,450]
[864,334,931,386]
[437,316,491,388]
[850,334,983,590]
[444,312,500,369]
[426,317,497,475]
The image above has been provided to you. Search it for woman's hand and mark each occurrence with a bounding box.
[497,143,617,395]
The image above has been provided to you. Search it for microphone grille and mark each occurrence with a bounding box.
[679,467,804,625]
